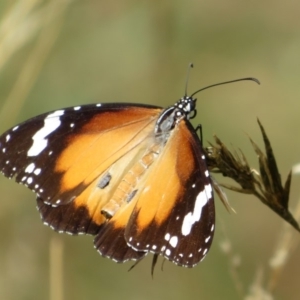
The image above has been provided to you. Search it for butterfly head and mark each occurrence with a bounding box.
[174,96,197,120]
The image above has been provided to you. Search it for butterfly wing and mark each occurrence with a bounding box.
[94,118,215,267]
[0,101,214,267]
[0,103,162,237]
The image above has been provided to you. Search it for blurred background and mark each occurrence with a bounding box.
[0,0,300,299]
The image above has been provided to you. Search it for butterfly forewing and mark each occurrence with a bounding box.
[0,103,162,233]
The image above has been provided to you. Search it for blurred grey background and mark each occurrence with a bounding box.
[0,1,300,299]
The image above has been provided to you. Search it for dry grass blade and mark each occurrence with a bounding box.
[205,119,300,232]
[0,0,73,128]
[211,176,236,213]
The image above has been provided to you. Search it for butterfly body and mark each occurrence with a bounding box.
[0,97,215,268]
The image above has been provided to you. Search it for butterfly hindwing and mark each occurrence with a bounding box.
[92,117,215,267]
[124,119,215,267]
[37,196,101,235]
[94,218,147,263]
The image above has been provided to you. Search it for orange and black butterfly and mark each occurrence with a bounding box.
[0,74,258,271]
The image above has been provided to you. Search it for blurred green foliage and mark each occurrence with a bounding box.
[0,1,300,299]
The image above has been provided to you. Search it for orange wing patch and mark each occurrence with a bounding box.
[47,111,159,206]
[36,106,163,237]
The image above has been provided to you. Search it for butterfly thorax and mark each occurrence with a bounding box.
[155,96,196,138]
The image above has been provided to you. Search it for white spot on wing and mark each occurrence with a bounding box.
[74,106,81,110]
[34,168,41,175]
[27,110,64,157]
[205,236,211,243]
[181,184,212,236]
[205,170,209,177]
[25,163,35,173]
[164,233,170,241]
[169,236,178,248]
[6,135,10,142]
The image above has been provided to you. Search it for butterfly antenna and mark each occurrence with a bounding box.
[184,63,194,97]
[190,77,260,98]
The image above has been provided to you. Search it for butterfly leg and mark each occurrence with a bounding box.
[195,124,203,145]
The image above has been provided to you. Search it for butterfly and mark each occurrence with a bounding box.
[0,72,259,272]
